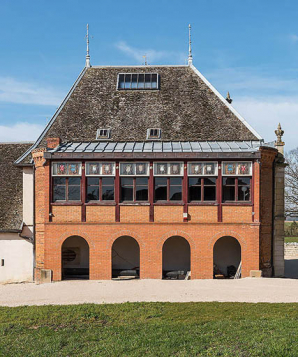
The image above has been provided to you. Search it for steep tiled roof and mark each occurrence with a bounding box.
[16,65,262,165]
[0,143,33,231]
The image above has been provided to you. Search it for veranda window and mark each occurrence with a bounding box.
[121,177,148,202]
[53,177,81,202]
[222,177,251,202]
[52,162,82,202]
[154,177,183,202]
[188,178,216,202]
[222,161,252,202]
[86,177,115,202]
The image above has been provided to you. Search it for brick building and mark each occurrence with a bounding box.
[12,47,286,282]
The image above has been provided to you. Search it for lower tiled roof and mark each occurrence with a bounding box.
[0,143,33,232]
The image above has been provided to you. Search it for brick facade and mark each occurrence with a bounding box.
[32,148,279,282]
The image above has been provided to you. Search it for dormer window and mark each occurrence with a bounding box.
[96,129,111,140]
[118,73,159,90]
[147,128,161,140]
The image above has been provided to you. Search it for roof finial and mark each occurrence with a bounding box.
[226,91,233,104]
[85,23,91,68]
[188,24,193,65]
[275,123,285,155]
[143,54,148,66]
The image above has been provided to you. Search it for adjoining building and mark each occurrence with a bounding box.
[6,27,286,282]
[0,143,34,284]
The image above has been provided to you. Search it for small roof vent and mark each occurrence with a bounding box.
[147,128,161,140]
[96,128,111,140]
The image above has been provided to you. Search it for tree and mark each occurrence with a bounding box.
[285,148,298,218]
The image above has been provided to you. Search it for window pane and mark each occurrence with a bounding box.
[145,74,151,88]
[53,186,66,201]
[136,177,148,185]
[137,74,145,88]
[204,186,216,201]
[102,187,114,200]
[238,186,250,201]
[131,74,138,89]
[170,177,182,185]
[223,186,235,201]
[87,177,99,186]
[223,177,235,186]
[151,74,158,89]
[136,186,148,201]
[124,74,131,89]
[155,177,167,201]
[68,177,81,185]
[118,74,125,89]
[121,178,133,201]
[122,187,133,201]
[136,178,148,201]
[102,178,114,200]
[102,177,114,186]
[189,178,201,186]
[189,186,201,201]
[87,186,99,201]
[238,177,250,186]
[170,178,182,201]
[68,186,81,201]
[204,178,216,185]
[121,177,133,186]
[53,177,66,185]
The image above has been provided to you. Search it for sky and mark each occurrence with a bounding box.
[0,0,298,151]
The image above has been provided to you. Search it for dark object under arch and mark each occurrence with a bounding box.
[162,236,191,279]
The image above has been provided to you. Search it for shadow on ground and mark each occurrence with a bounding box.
[284,259,298,279]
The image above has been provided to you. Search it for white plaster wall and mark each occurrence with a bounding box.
[23,167,34,229]
[112,236,140,269]
[62,236,89,268]
[162,236,190,271]
[213,236,241,275]
[0,233,33,284]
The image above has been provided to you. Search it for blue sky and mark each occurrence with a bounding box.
[0,0,298,150]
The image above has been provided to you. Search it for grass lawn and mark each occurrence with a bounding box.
[285,237,298,243]
[0,303,297,356]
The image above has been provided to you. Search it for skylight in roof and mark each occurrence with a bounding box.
[118,73,159,90]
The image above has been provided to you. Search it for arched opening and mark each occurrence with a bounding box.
[162,236,190,279]
[112,236,140,279]
[213,236,241,279]
[61,236,89,280]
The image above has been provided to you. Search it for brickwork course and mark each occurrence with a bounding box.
[13,63,285,282]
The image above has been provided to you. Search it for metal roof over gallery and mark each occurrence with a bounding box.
[44,140,264,160]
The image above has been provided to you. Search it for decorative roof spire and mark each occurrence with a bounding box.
[275,123,285,155]
[188,24,193,65]
[226,91,233,104]
[85,24,91,68]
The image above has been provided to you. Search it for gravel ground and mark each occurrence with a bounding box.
[0,277,297,306]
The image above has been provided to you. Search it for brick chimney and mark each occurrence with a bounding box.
[46,137,61,150]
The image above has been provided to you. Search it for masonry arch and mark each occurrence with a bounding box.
[61,236,89,280]
[213,236,241,279]
[111,236,140,279]
[162,236,190,279]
